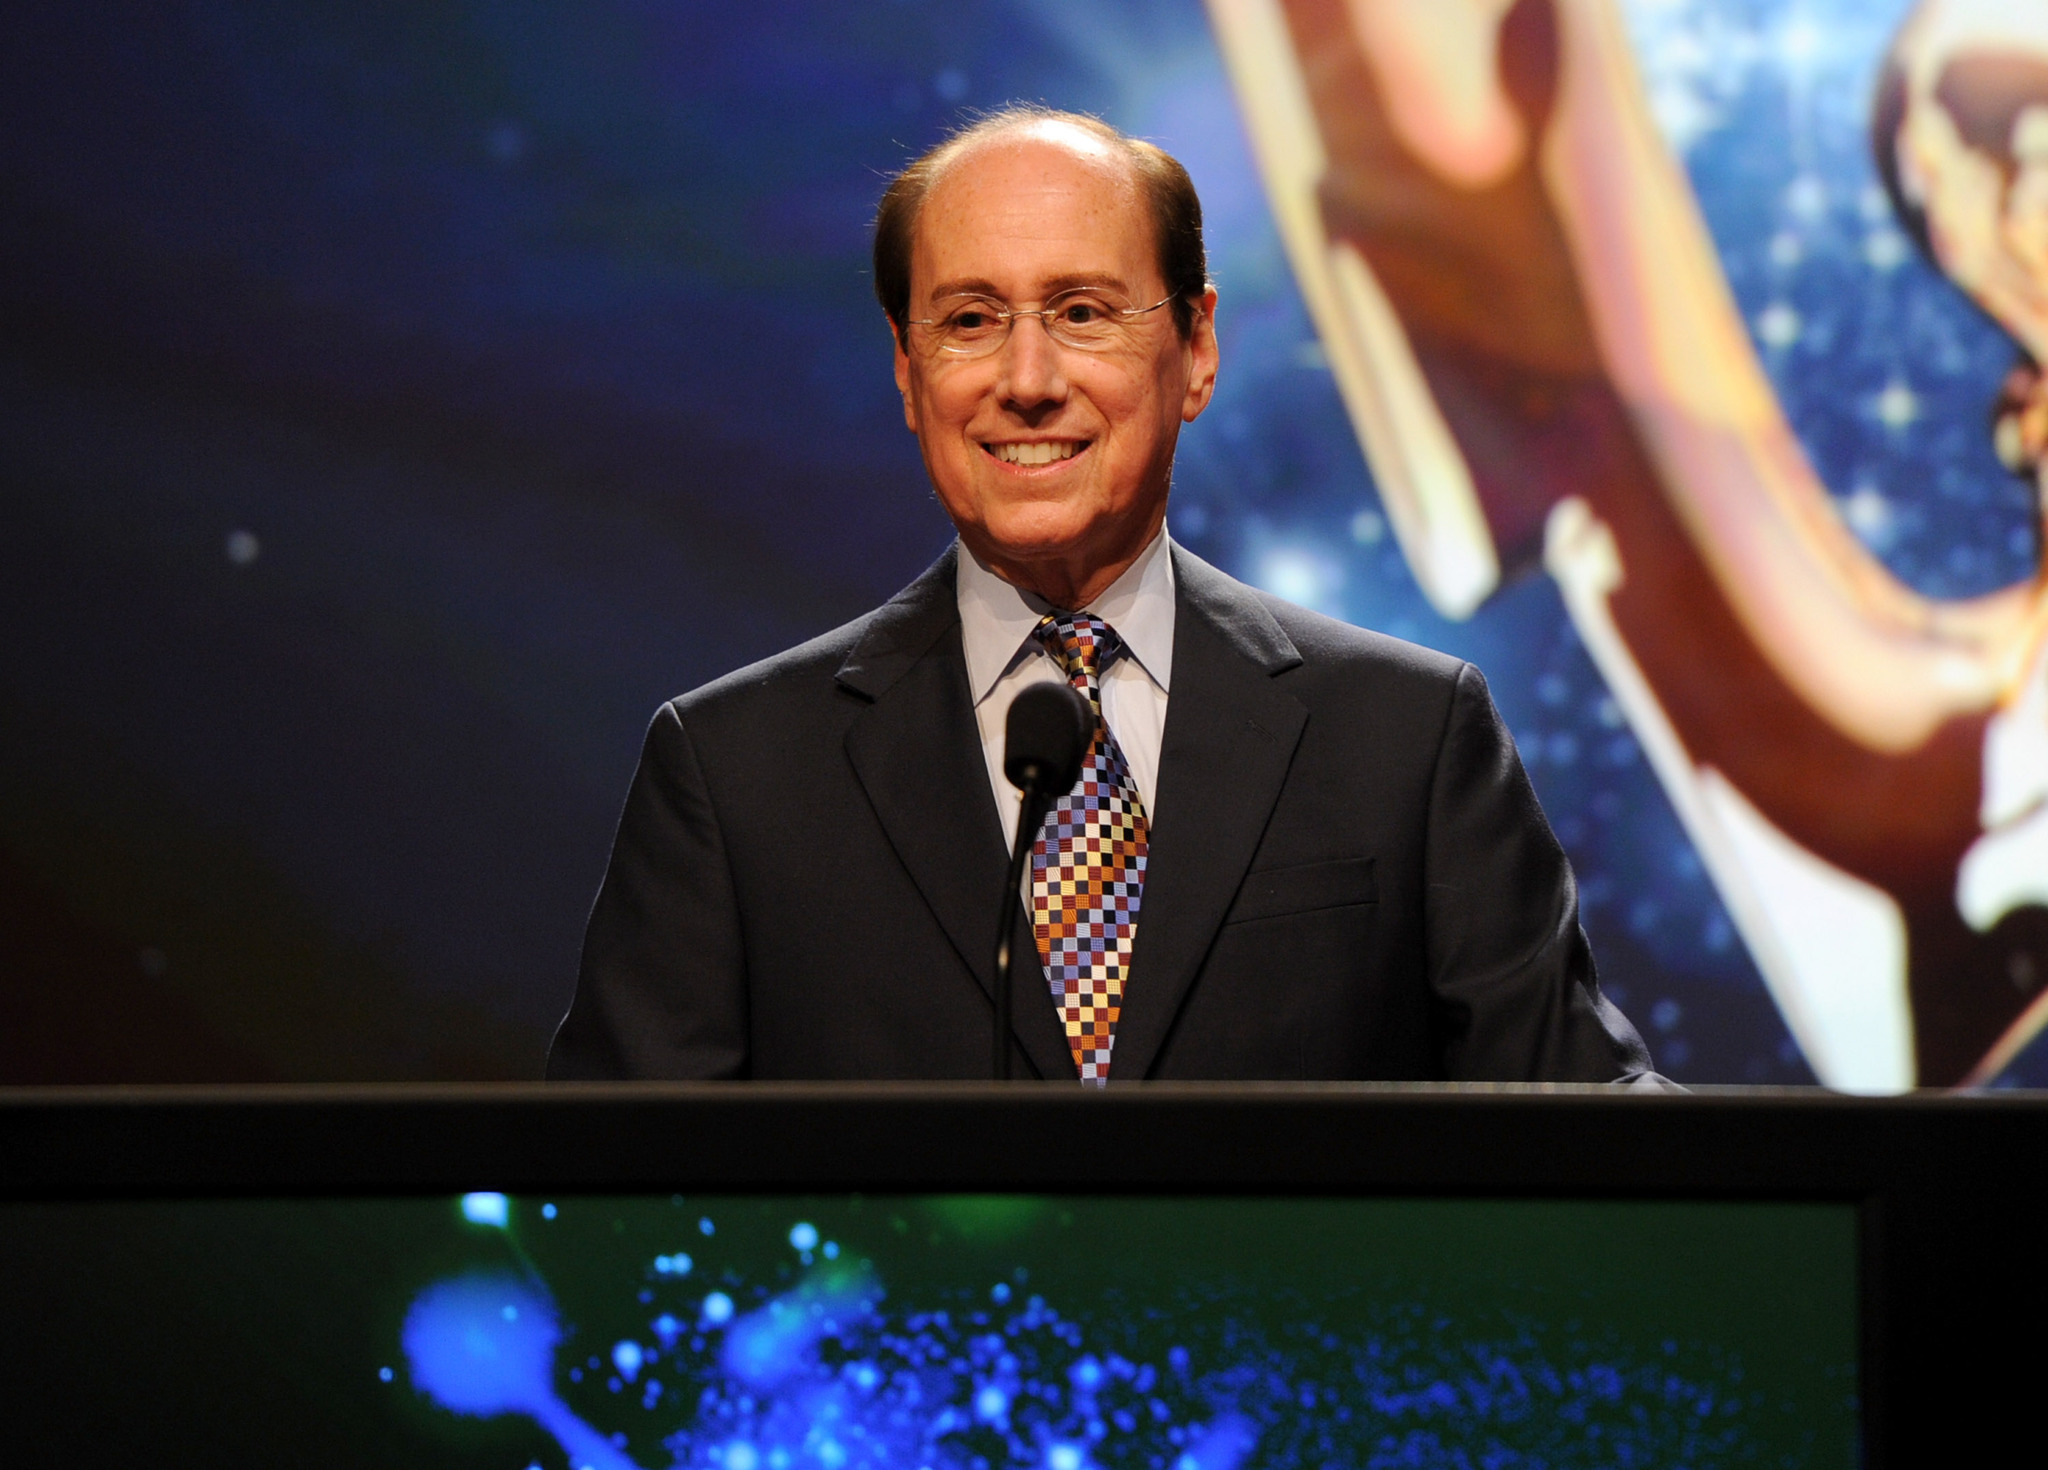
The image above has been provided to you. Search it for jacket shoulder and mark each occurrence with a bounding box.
[668,611,875,720]
[1175,541,1469,696]
[663,544,961,725]
[1261,595,1469,688]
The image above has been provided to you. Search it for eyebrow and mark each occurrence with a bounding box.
[925,271,1135,302]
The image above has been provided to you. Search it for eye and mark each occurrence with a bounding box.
[1056,297,1109,325]
[943,300,1006,334]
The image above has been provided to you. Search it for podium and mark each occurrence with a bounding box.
[4,1082,2043,1465]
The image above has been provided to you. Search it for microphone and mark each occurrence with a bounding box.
[994,680,1092,1080]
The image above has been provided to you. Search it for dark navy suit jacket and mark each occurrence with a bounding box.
[547,544,1654,1082]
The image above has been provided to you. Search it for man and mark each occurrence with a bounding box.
[547,106,1656,1084]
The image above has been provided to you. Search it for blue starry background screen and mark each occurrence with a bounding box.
[0,1191,1858,1465]
[1,0,2034,1084]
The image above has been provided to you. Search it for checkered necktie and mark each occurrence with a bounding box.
[1029,612,1150,1085]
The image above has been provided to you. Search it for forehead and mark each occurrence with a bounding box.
[911,127,1155,295]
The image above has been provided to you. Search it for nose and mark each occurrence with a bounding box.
[996,310,1069,414]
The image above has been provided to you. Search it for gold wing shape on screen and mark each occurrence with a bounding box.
[1208,0,2048,1088]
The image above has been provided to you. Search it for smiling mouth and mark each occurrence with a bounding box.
[985,440,1088,467]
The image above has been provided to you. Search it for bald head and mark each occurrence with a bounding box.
[872,106,1209,339]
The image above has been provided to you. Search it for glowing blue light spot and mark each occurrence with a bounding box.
[992,1282,1011,1304]
[722,1281,861,1390]
[653,1314,681,1345]
[402,1275,648,1470]
[541,1203,557,1220]
[1176,1415,1257,1470]
[403,1272,558,1417]
[822,1241,839,1260]
[699,1217,716,1236]
[1072,1356,1103,1391]
[789,1222,819,1251]
[461,1192,510,1228]
[378,1365,393,1382]
[1048,1444,1083,1470]
[724,1442,760,1470]
[703,1292,735,1325]
[612,1340,643,1382]
[975,1384,1009,1422]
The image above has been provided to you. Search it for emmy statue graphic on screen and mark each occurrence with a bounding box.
[1209,0,2048,1089]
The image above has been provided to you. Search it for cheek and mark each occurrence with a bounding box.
[1085,367,1173,445]
[1106,377,1183,466]
[908,360,985,430]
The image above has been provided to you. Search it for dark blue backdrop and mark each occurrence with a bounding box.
[4,0,2036,1083]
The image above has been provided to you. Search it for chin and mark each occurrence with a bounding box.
[975,507,1103,563]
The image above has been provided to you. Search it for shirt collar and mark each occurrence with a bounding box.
[956,527,1177,706]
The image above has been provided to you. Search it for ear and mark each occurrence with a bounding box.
[891,316,920,433]
[1180,286,1221,423]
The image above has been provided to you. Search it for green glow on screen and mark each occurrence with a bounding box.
[0,1195,1856,1466]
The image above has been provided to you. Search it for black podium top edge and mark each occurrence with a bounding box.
[3,1080,2044,1200]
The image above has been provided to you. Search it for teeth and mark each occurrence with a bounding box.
[991,441,1082,466]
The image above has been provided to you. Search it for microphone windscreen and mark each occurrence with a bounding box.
[1003,681,1092,794]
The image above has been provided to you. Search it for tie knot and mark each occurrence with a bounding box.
[1035,612,1121,686]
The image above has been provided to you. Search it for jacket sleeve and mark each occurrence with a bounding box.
[546,702,748,1079]
[1423,662,1663,1084]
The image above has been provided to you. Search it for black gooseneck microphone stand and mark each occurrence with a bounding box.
[993,681,1092,1080]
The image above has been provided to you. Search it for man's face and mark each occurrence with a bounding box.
[892,128,1219,595]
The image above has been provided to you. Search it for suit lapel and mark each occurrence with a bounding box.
[1113,547,1308,1079]
[838,547,1077,1081]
